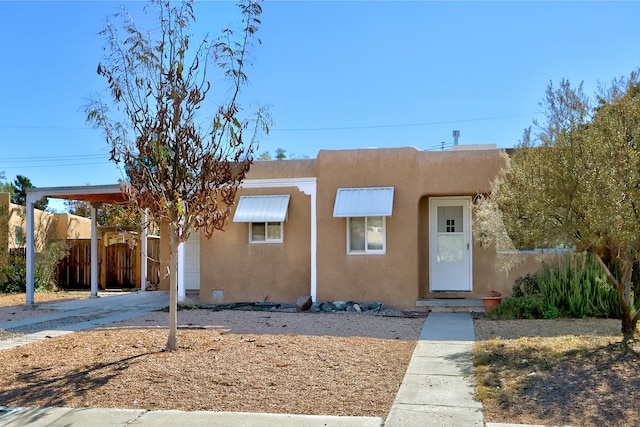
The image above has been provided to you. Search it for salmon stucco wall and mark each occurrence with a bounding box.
[193,147,547,310]
[413,149,527,300]
[472,247,543,296]
[315,148,421,309]
[313,147,523,310]
[199,185,312,305]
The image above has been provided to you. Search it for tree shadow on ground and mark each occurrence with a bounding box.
[0,351,159,409]
[475,338,640,427]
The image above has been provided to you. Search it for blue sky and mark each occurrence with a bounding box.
[2,1,640,212]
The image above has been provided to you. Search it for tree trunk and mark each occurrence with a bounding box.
[593,253,637,341]
[618,276,634,342]
[165,224,179,351]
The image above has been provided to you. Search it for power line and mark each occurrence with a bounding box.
[271,113,535,132]
[1,113,536,133]
[2,161,112,170]
[1,153,114,170]
[2,154,107,163]
[0,125,90,130]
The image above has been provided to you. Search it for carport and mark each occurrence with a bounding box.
[24,184,154,304]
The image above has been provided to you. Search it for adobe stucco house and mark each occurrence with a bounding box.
[193,146,541,311]
[20,146,542,310]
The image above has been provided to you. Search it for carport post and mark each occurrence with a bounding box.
[90,203,100,298]
[25,196,35,305]
[140,210,147,291]
[178,241,185,302]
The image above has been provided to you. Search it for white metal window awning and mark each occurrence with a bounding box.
[233,194,291,222]
[333,187,394,217]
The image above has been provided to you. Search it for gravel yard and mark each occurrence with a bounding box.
[0,308,424,418]
[3,292,636,426]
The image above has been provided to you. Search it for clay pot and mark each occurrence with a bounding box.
[481,296,502,313]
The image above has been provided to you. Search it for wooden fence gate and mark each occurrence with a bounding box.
[105,243,135,288]
[57,241,91,288]
[56,238,160,290]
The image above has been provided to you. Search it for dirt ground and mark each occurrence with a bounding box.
[1,292,638,425]
[0,307,424,418]
[474,317,639,427]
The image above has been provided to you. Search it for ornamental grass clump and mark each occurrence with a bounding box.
[491,253,630,320]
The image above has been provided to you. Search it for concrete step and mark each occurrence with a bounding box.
[415,298,484,313]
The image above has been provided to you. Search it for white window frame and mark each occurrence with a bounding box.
[249,221,284,244]
[347,216,386,254]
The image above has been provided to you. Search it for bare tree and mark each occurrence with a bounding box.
[86,0,268,350]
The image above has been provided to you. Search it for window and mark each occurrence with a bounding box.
[348,216,385,254]
[332,187,394,255]
[436,206,464,262]
[250,222,283,243]
[232,195,290,244]
[14,226,24,245]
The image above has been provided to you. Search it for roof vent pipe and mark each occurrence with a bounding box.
[453,130,460,146]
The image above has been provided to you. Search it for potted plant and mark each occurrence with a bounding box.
[481,290,502,313]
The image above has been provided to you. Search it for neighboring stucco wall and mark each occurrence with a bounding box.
[7,205,91,251]
[0,194,92,255]
[54,213,91,240]
[7,203,54,252]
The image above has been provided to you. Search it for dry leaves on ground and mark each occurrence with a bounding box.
[474,317,640,427]
[0,310,424,418]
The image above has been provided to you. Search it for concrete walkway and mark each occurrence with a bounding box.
[0,296,545,426]
[0,291,170,350]
[0,407,382,427]
[385,312,484,426]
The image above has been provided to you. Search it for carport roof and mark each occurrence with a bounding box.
[25,184,130,204]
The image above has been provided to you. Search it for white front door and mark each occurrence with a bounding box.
[184,232,200,291]
[429,197,472,292]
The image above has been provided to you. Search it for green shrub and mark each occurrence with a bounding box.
[537,253,625,318]
[0,251,27,293]
[512,273,541,298]
[0,239,69,294]
[490,295,551,320]
[34,239,69,292]
[496,253,628,320]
